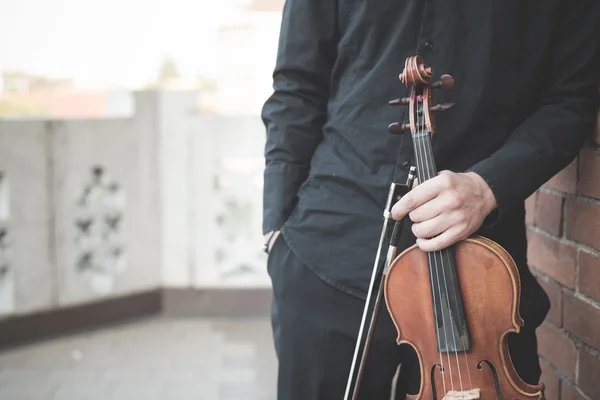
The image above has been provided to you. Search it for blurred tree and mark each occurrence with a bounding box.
[157,57,180,85]
[144,57,183,89]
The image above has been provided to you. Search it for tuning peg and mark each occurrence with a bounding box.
[388,122,411,134]
[431,74,455,91]
[389,97,411,106]
[430,102,455,112]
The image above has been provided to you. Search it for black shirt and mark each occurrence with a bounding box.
[261,0,600,324]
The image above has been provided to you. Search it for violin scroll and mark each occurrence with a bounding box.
[388,55,455,136]
[399,55,433,86]
[398,56,455,90]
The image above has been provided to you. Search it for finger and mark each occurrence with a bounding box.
[411,211,459,239]
[416,224,465,252]
[410,187,465,222]
[391,178,443,220]
[408,195,446,223]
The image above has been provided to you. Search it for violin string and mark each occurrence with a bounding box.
[420,124,464,393]
[416,108,456,393]
[414,100,449,394]
[415,99,447,393]
[443,247,474,390]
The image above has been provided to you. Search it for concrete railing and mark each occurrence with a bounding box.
[0,90,269,319]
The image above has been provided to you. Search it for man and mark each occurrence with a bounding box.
[261,0,600,399]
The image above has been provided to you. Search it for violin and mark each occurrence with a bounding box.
[344,56,546,400]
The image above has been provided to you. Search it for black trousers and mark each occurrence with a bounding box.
[267,235,543,400]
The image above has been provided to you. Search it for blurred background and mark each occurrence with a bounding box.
[0,0,283,398]
[2,1,600,399]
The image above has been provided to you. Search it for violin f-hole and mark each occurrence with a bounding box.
[477,360,504,400]
[430,364,444,400]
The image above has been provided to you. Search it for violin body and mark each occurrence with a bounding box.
[385,236,545,399]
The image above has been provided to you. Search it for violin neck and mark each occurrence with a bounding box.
[412,131,472,353]
[412,132,438,182]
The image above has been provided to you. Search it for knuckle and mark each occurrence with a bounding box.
[450,191,463,207]
[403,196,416,209]
[439,173,453,188]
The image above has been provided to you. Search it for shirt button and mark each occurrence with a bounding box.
[425,39,434,50]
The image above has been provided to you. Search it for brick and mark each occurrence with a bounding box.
[545,159,577,194]
[537,278,563,326]
[537,323,577,380]
[561,379,587,400]
[577,145,600,200]
[578,348,600,400]
[527,230,576,289]
[564,198,600,251]
[535,191,563,236]
[563,292,600,350]
[540,362,559,400]
[526,192,537,226]
[578,251,600,303]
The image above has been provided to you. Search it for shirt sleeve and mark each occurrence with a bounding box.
[260,0,339,234]
[467,0,600,228]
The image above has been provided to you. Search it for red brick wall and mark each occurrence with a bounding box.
[526,111,600,400]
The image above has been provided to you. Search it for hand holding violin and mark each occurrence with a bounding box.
[391,170,497,252]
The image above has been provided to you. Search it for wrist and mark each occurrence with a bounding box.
[466,172,497,215]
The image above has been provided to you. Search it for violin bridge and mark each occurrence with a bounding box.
[442,388,481,400]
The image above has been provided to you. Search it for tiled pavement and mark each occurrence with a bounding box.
[0,316,278,400]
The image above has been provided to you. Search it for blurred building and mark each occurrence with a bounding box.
[0,71,134,119]
[0,71,74,95]
[211,0,285,115]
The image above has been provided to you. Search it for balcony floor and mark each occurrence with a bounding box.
[0,316,277,400]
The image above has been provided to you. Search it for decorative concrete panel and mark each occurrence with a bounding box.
[154,91,197,287]
[9,224,54,314]
[72,166,128,294]
[0,121,50,225]
[52,118,159,306]
[192,115,270,288]
[0,169,8,223]
[0,169,14,316]
[0,121,53,316]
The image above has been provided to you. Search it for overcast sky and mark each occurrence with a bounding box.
[0,0,247,88]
